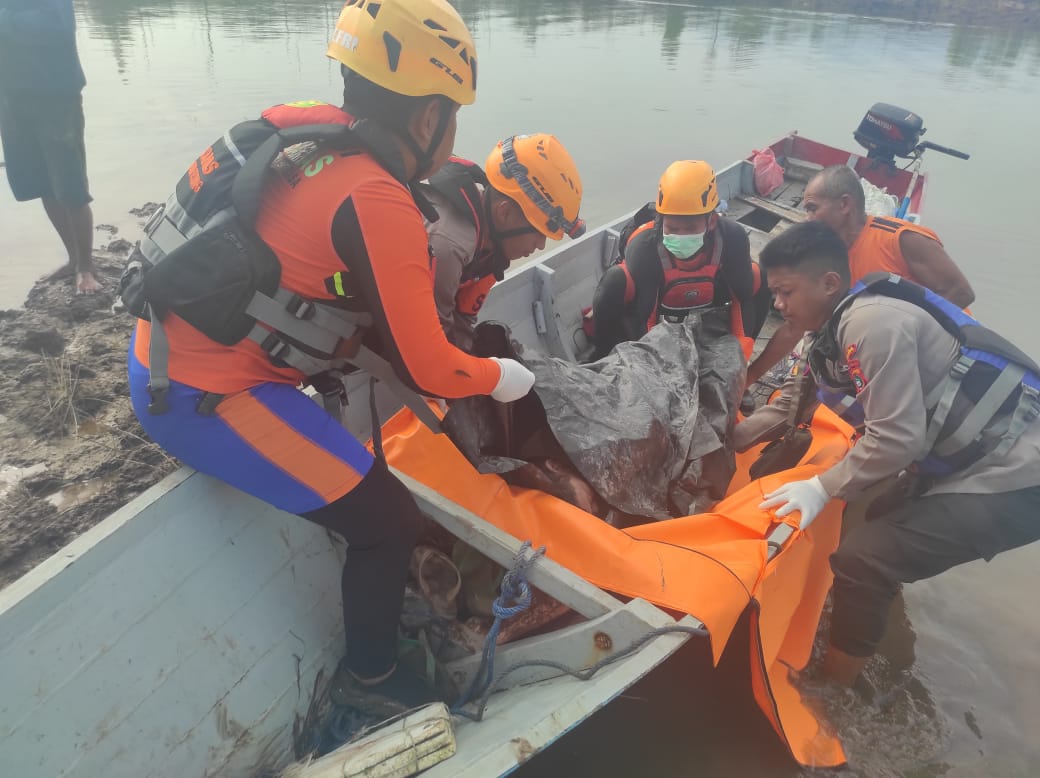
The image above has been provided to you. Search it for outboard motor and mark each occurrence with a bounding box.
[853,103,924,163]
[853,102,970,167]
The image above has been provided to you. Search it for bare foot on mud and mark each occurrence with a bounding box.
[44,263,102,294]
[76,270,102,295]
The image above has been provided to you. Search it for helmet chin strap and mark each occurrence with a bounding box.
[483,193,508,258]
[480,192,538,279]
[485,192,539,248]
[396,97,453,182]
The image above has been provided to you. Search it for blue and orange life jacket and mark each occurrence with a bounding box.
[811,272,1040,477]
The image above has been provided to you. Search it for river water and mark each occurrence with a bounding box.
[2,1,1038,775]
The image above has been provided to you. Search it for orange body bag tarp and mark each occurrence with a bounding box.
[379,405,853,768]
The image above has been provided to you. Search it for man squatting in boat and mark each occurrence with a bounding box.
[737,221,1040,685]
[589,159,770,362]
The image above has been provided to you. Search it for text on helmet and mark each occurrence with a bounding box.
[332,29,359,52]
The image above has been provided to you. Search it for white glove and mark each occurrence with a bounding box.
[489,357,535,402]
[758,475,829,530]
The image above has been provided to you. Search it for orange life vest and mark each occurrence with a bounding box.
[847,215,942,284]
[455,273,497,317]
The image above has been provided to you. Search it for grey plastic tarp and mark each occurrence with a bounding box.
[442,318,745,520]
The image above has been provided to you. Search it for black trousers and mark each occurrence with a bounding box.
[302,459,423,678]
[829,484,1040,657]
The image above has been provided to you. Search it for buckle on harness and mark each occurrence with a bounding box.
[146,383,169,415]
[309,370,347,420]
[1024,396,1040,425]
[311,370,347,401]
[286,294,315,321]
[261,332,292,365]
[950,356,972,379]
[195,392,226,416]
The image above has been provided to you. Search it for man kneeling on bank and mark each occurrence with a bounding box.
[735,221,1040,686]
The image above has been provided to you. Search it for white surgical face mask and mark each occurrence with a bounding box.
[662,231,705,259]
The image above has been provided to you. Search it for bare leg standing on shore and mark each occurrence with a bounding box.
[0,2,99,296]
[41,198,100,294]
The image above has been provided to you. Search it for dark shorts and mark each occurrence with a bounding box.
[0,91,92,207]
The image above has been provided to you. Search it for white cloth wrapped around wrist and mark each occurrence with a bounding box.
[489,357,535,402]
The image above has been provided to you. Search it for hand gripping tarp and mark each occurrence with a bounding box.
[378,403,853,768]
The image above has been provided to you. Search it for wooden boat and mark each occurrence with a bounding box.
[0,109,961,777]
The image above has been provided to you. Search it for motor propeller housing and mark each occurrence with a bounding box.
[854,103,926,162]
[854,102,970,165]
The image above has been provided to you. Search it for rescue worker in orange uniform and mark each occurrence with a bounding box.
[589,160,765,361]
[746,164,975,386]
[126,0,534,710]
[423,134,584,351]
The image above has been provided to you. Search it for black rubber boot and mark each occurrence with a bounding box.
[329,658,443,719]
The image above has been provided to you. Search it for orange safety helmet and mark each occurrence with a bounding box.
[485,134,585,240]
[327,0,477,106]
[656,160,719,216]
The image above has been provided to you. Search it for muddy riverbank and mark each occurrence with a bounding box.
[0,214,177,588]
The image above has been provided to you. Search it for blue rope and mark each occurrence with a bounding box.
[453,541,545,713]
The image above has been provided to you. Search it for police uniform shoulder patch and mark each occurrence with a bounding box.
[845,343,868,393]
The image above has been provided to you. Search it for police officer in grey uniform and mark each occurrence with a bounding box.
[735,221,1040,686]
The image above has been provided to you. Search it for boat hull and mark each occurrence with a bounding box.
[0,130,883,776]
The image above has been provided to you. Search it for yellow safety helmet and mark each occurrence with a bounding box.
[327,0,477,106]
[485,134,585,240]
[656,160,719,216]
